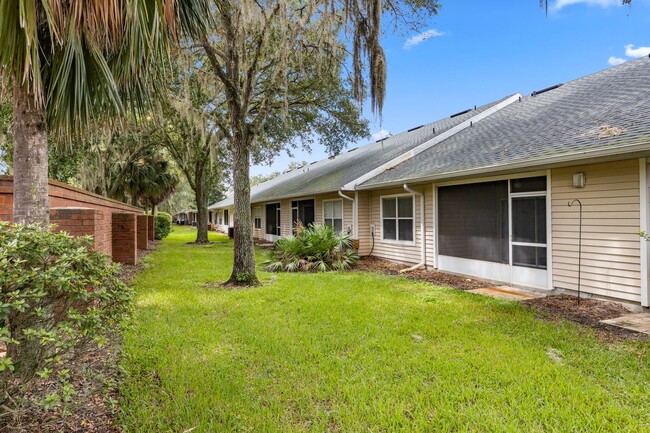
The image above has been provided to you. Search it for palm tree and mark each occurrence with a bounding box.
[0,0,208,225]
[119,149,180,213]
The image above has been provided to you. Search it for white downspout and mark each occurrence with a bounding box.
[400,184,426,273]
[339,190,355,238]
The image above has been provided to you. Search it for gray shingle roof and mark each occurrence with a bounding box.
[361,56,650,188]
[210,96,510,208]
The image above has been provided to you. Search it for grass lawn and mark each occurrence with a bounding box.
[120,226,650,432]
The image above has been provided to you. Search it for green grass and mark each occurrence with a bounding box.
[120,226,650,432]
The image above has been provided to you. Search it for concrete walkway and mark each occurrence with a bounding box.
[601,313,650,334]
[468,286,545,301]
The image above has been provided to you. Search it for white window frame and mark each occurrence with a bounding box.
[253,206,262,229]
[509,185,548,270]
[322,199,344,233]
[380,193,416,245]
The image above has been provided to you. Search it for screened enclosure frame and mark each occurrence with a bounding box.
[434,171,551,289]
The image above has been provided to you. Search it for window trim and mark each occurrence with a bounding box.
[380,193,416,245]
[322,199,344,233]
[509,186,548,270]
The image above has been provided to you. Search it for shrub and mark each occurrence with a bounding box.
[0,222,133,409]
[263,224,359,272]
[154,211,172,240]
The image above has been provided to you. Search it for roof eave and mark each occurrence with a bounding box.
[357,141,650,190]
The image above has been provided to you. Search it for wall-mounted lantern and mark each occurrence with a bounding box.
[572,172,586,188]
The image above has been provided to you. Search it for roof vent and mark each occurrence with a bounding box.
[407,125,424,132]
[310,161,318,165]
[348,147,358,152]
[450,108,472,118]
[531,83,563,97]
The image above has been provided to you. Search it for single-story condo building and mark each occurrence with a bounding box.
[210,56,650,307]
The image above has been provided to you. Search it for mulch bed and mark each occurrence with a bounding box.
[355,257,647,342]
[7,242,158,433]
[521,295,647,342]
[354,256,489,290]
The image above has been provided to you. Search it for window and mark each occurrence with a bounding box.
[224,209,229,226]
[381,195,414,242]
[266,203,281,236]
[217,210,223,225]
[291,200,315,231]
[253,207,262,229]
[323,200,343,233]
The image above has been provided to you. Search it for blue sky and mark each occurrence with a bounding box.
[251,0,650,176]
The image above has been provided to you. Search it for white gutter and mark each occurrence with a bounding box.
[341,94,522,191]
[339,190,355,238]
[400,184,426,273]
[357,140,650,191]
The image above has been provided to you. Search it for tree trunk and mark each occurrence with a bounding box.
[12,78,49,226]
[194,167,210,244]
[227,142,258,285]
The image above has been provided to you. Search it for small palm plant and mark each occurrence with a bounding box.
[264,224,359,272]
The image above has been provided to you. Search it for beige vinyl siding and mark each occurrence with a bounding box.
[250,201,282,239]
[253,195,353,239]
[357,191,371,256]
[551,159,641,302]
[368,186,427,265]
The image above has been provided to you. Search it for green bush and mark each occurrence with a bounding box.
[0,222,133,408]
[154,211,172,240]
[263,224,359,272]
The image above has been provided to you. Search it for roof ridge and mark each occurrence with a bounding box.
[342,93,522,191]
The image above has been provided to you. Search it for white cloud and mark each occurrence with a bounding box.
[553,0,620,10]
[607,56,626,66]
[403,29,445,49]
[371,129,391,140]
[624,44,650,58]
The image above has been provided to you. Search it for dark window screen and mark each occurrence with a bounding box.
[291,200,315,230]
[510,176,546,194]
[438,181,509,263]
[512,197,546,244]
[266,203,281,235]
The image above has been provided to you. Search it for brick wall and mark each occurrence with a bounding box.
[49,207,113,254]
[1,175,141,219]
[1,176,142,263]
[112,213,138,265]
[137,215,149,250]
[148,215,154,241]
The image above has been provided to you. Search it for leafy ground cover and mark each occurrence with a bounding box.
[120,226,650,432]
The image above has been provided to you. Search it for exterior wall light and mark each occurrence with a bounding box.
[572,172,586,188]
